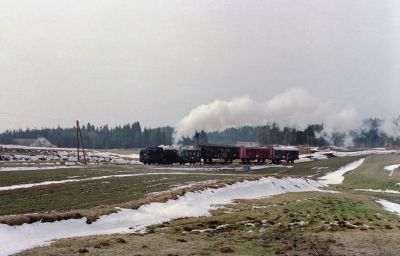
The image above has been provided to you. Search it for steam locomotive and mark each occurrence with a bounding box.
[139,147,178,165]
[139,144,299,165]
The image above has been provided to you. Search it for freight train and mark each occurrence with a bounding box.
[139,144,299,165]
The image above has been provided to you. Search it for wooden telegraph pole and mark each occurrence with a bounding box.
[76,120,87,164]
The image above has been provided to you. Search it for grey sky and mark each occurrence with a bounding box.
[0,0,399,132]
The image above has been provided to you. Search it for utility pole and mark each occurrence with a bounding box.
[76,121,80,161]
[76,120,87,164]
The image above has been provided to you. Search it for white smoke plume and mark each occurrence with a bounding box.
[382,116,400,138]
[175,87,360,140]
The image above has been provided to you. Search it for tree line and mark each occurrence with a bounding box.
[0,122,173,149]
[180,123,327,146]
[0,118,399,148]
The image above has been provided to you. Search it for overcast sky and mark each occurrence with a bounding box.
[0,0,399,132]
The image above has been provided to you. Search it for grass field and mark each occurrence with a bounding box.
[19,191,400,256]
[0,157,362,218]
[2,154,400,255]
[343,155,400,190]
[0,166,147,186]
[0,172,258,226]
[339,154,400,207]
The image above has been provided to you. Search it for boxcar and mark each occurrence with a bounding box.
[199,144,240,164]
[178,149,201,165]
[270,146,299,163]
[240,147,270,164]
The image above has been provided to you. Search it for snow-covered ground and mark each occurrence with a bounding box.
[334,149,400,157]
[355,189,400,194]
[296,149,399,163]
[0,176,326,256]
[0,158,369,255]
[0,144,80,151]
[0,144,398,255]
[384,164,400,177]
[294,157,314,163]
[0,166,83,172]
[106,153,139,159]
[0,172,250,191]
[318,158,365,185]
[0,144,142,166]
[377,199,400,215]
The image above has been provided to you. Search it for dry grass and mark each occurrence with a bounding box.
[0,176,262,226]
[19,191,400,255]
[0,156,366,226]
[321,230,400,256]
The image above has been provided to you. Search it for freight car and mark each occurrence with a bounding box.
[199,144,240,164]
[240,147,269,164]
[139,147,178,165]
[270,146,299,163]
[178,149,201,165]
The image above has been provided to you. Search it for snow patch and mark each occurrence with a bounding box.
[0,176,327,255]
[294,157,314,163]
[0,166,82,172]
[377,199,400,215]
[384,164,400,177]
[0,144,142,165]
[318,158,365,185]
[355,189,400,194]
[0,172,246,191]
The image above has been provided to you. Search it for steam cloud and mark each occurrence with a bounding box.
[175,88,360,140]
[382,116,400,138]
